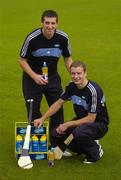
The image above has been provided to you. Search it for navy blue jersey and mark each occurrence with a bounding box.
[61,80,109,124]
[20,28,71,77]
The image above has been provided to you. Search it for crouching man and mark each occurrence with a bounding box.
[34,61,109,164]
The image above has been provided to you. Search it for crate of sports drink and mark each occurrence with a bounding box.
[15,121,49,160]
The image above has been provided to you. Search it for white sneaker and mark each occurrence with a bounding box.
[63,150,72,157]
[83,158,93,164]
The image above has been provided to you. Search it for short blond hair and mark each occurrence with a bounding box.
[70,61,86,72]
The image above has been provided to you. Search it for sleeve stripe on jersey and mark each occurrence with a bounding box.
[87,83,97,112]
[56,29,68,38]
[56,29,72,55]
[67,40,72,55]
[20,29,41,57]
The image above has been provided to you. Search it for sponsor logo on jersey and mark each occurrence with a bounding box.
[54,44,60,47]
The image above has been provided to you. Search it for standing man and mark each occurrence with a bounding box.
[34,61,109,163]
[19,10,73,144]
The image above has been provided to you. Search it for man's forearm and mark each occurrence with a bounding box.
[65,113,96,128]
[41,99,65,122]
[19,57,36,80]
[65,57,73,73]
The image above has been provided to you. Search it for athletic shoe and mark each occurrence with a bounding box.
[83,141,103,164]
[63,150,72,157]
[83,158,93,164]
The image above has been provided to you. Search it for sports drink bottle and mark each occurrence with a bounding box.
[42,62,48,80]
[48,148,55,167]
[32,135,39,152]
[40,135,47,152]
[16,135,23,153]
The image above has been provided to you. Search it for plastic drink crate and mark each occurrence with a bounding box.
[15,121,49,160]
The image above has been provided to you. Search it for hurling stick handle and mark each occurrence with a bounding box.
[64,133,74,146]
[54,134,74,160]
[22,99,33,150]
[27,99,34,125]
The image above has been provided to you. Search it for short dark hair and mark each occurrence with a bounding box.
[41,10,58,23]
[70,61,87,72]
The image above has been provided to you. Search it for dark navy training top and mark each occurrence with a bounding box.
[20,28,71,77]
[61,80,109,124]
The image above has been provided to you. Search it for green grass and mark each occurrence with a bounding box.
[0,0,121,179]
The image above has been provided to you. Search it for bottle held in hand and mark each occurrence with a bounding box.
[42,62,48,80]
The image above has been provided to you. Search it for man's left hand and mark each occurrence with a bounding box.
[56,123,68,134]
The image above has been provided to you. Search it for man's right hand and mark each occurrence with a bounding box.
[33,74,48,85]
[19,58,48,85]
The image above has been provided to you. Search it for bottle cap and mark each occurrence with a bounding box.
[16,135,23,141]
[32,135,39,141]
[43,62,47,66]
[40,135,46,141]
